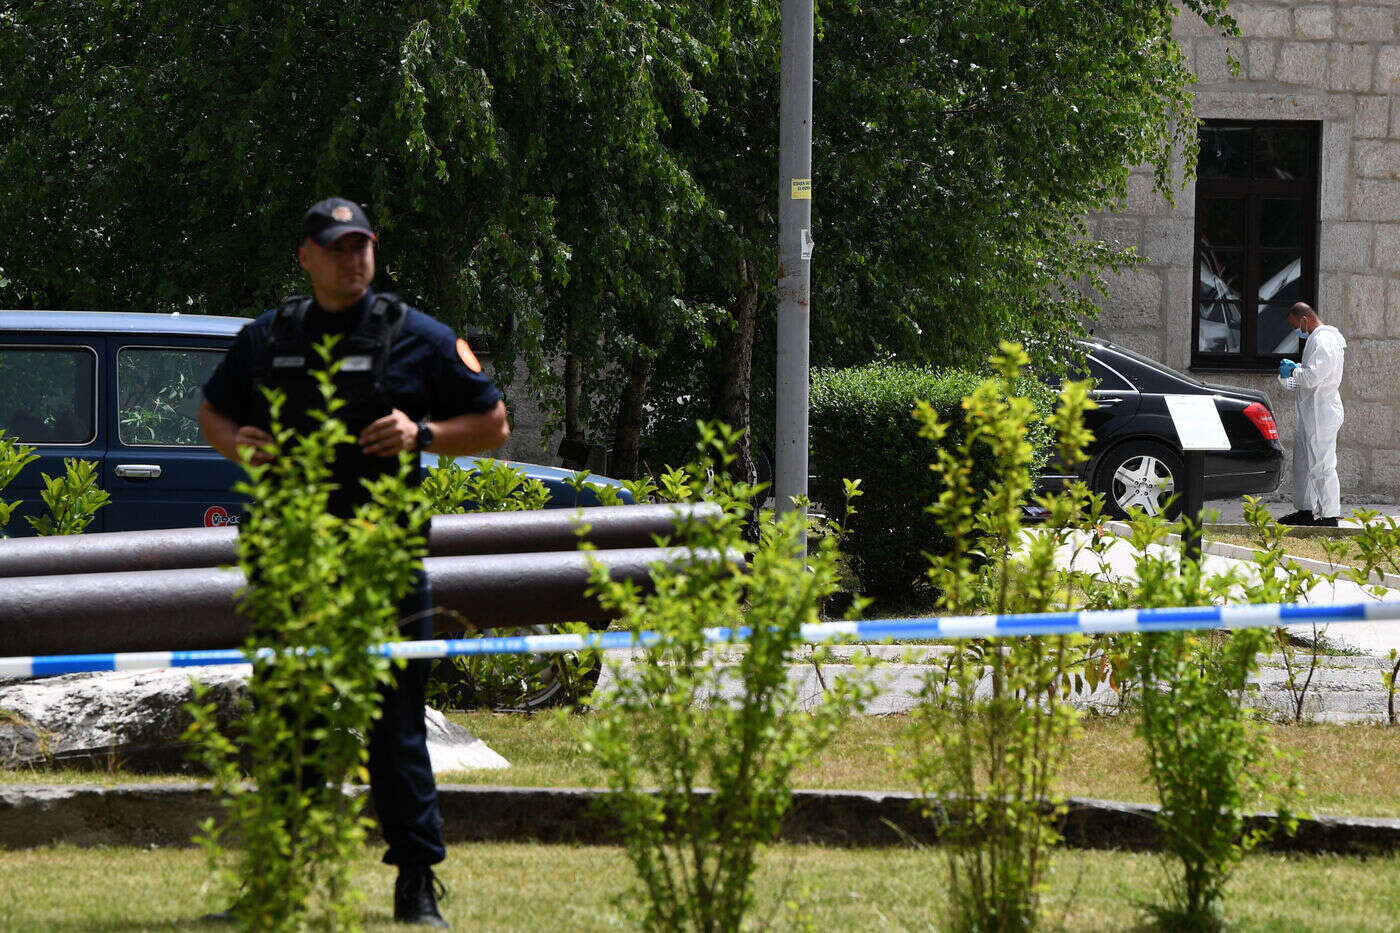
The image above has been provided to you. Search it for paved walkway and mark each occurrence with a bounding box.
[1205,498,1400,525]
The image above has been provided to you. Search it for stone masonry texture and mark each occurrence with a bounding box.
[1090,2,1400,501]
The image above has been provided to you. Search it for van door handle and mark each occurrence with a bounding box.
[1094,396,1124,408]
[115,464,162,479]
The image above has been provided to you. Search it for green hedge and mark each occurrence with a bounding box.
[810,364,1054,604]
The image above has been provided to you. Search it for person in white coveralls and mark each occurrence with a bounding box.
[1276,301,1346,527]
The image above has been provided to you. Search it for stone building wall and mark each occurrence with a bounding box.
[1090,1,1400,501]
[480,354,558,465]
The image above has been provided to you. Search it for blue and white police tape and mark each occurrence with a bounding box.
[4,598,1399,679]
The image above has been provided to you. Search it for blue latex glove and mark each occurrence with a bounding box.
[1279,359,1298,378]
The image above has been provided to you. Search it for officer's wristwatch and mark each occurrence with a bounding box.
[415,422,435,452]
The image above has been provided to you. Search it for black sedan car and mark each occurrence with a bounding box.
[1041,338,1283,519]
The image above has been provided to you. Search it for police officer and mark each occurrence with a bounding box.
[199,197,509,927]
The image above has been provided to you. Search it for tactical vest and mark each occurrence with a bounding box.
[261,292,408,516]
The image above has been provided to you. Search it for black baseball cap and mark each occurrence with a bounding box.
[301,197,377,246]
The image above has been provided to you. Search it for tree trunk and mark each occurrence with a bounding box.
[611,349,653,479]
[564,353,583,441]
[716,257,759,486]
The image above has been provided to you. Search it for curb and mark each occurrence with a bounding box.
[2,784,1397,856]
[1105,520,1400,589]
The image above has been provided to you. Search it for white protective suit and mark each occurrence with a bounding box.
[1279,323,1346,519]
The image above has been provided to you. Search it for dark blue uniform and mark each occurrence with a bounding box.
[203,288,501,868]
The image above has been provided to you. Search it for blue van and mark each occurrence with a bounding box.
[0,310,628,535]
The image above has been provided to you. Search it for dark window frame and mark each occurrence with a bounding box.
[0,343,100,445]
[1191,120,1321,372]
[115,344,225,448]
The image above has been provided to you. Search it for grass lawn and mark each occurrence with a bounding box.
[437,711,1400,818]
[5,713,1398,820]
[1,842,1398,931]
[1207,531,1366,569]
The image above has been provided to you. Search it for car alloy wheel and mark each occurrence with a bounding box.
[1110,454,1176,516]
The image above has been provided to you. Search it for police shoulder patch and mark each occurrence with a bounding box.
[456,337,482,373]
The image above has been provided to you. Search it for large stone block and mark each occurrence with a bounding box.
[1343,340,1400,400]
[1356,95,1391,137]
[1099,328,1163,362]
[1276,41,1329,84]
[1142,218,1193,266]
[1386,277,1400,331]
[1294,6,1336,39]
[1338,443,1367,493]
[1355,140,1400,179]
[1322,122,1352,222]
[1330,42,1376,91]
[1194,38,1240,84]
[1096,216,1144,250]
[1124,172,1173,215]
[1349,178,1400,221]
[1096,268,1165,330]
[1344,273,1388,336]
[1337,7,1397,42]
[1338,6,1394,41]
[1249,39,1278,80]
[1373,447,1400,489]
[1174,7,1218,38]
[1233,3,1295,38]
[1321,221,1374,272]
[1372,223,1400,270]
[1388,96,1400,138]
[1319,273,1345,323]
[1377,45,1400,91]
[1339,400,1395,448]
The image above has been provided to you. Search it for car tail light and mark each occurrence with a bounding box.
[1243,402,1278,440]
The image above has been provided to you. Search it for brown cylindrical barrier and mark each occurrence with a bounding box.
[0,503,719,578]
[0,547,699,657]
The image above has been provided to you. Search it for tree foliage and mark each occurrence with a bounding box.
[0,0,1233,471]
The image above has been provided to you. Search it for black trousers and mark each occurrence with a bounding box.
[369,577,446,866]
[255,575,446,867]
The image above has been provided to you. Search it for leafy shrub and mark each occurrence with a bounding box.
[584,422,873,931]
[907,343,1098,931]
[0,430,37,535]
[421,455,551,514]
[186,346,428,930]
[810,362,1054,603]
[25,457,110,535]
[1100,510,1297,931]
[422,456,597,711]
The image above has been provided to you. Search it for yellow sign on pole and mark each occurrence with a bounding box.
[790,178,812,199]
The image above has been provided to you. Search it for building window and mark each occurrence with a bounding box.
[1193,120,1320,368]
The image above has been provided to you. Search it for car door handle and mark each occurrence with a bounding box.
[115,464,162,479]
[1094,396,1124,407]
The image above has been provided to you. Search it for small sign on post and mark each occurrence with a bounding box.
[1163,395,1232,563]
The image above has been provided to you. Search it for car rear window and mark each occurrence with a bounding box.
[1086,357,1134,391]
[118,347,225,446]
[1099,343,1206,390]
[0,346,98,444]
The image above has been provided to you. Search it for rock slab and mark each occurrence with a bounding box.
[0,667,507,774]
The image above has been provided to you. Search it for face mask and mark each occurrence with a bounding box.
[1294,328,1309,339]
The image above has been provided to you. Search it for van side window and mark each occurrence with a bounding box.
[118,347,224,446]
[0,346,98,444]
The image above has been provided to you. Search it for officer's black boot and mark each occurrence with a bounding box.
[1277,509,1315,526]
[394,865,449,928]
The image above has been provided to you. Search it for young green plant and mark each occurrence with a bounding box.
[907,342,1099,932]
[184,341,428,931]
[583,421,873,932]
[0,429,37,535]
